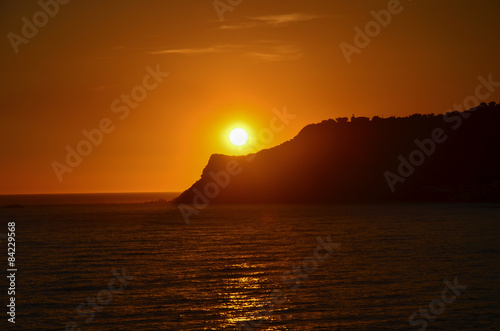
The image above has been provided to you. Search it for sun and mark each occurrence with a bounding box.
[229,128,248,146]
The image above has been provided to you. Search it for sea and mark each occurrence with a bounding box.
[0,193,499,330]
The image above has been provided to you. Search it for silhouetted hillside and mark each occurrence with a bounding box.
[174,102,500,204]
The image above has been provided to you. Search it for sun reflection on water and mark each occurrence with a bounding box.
[213,263,274,328]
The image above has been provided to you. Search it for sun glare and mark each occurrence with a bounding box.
[229,128,248,146]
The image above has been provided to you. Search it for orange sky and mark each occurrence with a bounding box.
[1,0,500,194]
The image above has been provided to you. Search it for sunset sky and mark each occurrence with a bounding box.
[1,0,500,194]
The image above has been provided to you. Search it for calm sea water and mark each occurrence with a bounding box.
[0,193,499,330]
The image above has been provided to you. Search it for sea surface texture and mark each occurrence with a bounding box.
[0,193,499,330]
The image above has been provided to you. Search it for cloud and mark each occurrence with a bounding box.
[149,47,220,55]
[244,44,302,62]
[251,13,321,25]
[219,13,321,30]
[149,42,302,63]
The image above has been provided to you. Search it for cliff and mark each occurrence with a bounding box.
[173,102,500,204]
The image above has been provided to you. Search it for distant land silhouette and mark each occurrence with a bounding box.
[174,102,500,204]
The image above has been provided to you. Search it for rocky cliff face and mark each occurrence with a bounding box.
[173,103,500,204]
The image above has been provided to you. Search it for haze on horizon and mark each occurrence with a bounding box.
[1,0,500,194]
